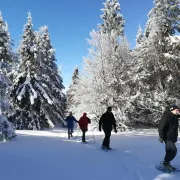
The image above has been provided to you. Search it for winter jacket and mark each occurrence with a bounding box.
[158,111,179,143]
[65,116,78,129]
[99,111,117,131]
[78,113,91,131]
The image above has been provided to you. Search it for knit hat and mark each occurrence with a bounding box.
[169,105,179,111]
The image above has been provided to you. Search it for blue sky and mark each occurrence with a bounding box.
[1,0,154,90]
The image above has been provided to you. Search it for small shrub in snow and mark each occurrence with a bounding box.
[0,115,16,141]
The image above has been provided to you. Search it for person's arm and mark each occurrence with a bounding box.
[88,118,91,124]
[73,117,78,123]
[112,114,117,132]
[99,114,104,131]
[158,113,169,140]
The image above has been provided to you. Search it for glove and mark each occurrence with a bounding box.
[114,129,117,133]
[159,137,163,143]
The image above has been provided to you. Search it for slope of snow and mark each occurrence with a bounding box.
[0,128,180,180]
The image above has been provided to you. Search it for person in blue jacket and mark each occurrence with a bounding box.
[65,112,78,139]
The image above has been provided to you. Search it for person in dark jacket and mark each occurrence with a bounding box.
[99,107,117,150]
[65,112,78,139]
[158,105,180,171]
[78,113,91,143]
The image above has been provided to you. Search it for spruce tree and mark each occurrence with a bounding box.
[99,0,125,36]
[136,24,143,45]
[0,12,16,140]
[129,0,180,126]
[11,13,65,130]
[145,0,180,38]
[75,0,130,130]
[35,26,65,125]
[166,0,180,33]
[66,67,79,115]
[11,13,46,130]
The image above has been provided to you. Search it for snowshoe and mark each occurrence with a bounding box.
[161,161,175,171]
[156,162,180,173]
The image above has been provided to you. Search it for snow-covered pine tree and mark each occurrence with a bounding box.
[0,12,16,140]
[136,24,143,46]
[145,0,180,38]
[162,0,180,59]
[166,0,180,33]
[129,0,180,126]
[74,0,130,130]
[66,66,80,116]
[132,25,144,71]
[99,0,125,36]
[11,12,40,130]
[82,31,131,129]
[11,12,53,130]
[35,26,65,126]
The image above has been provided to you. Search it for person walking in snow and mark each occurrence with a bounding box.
[99,106,117,150]
[158,105,180,171]
[65,112,78,139]
[78,113,91,143]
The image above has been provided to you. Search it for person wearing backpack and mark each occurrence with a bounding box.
[158,105,180,171]
[78,113,91,143]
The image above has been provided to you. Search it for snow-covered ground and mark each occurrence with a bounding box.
[0,128,180,180]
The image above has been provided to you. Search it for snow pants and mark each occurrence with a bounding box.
[164,141,177,163]
[68,127,73,138]
[102,129,111,148]
[81,129,87,142]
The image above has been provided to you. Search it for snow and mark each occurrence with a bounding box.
[0,128,180,180]
[17,85,25,101]
[169,36,180,43]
